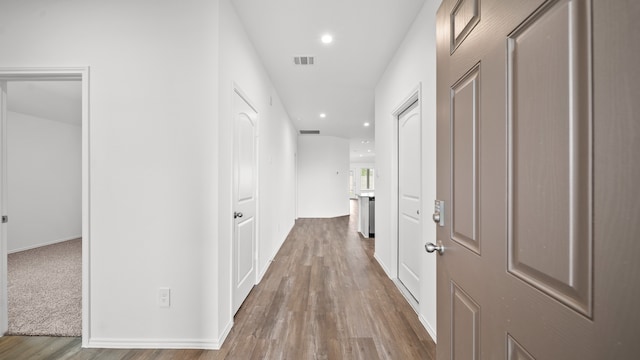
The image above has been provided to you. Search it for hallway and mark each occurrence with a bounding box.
[220,200,435,358]
[0,201,436,359]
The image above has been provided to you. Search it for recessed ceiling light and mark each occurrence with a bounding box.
[361,140,370,144]
[320,113,326,118]
[367,149,371,152]
[321,34,333,44]
[364,122,370,127]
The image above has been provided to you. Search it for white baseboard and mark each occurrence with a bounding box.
[217,319,233,348]
[256,221,295,285]
[373,252,393,278]
[419,314,437,344]
[86,321,234,350]
[393,278,419,314]
[257,238,280,283]
[376,253,437,344]
[393,280,438,344]
[8,235,81,254]
[257,256,274,284]
[86,338,221,350]
[257,222,293,283]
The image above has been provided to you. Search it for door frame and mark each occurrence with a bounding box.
[391,84,422,311]
[0,67,91,345]
[230,83,260,313]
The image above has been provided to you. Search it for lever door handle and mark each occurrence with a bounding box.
[234,212,243,219]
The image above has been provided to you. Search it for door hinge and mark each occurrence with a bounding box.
[2,215,7,223]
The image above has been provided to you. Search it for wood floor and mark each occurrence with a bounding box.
[0,201,436,359]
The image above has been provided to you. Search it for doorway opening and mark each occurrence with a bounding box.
[0,68,90,345]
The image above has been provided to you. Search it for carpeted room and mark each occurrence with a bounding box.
[4,81,82,337]
[8,239,81,336]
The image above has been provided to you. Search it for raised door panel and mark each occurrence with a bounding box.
[507,335,536,360]
[237,113,256,202]
[507,0,592,317]
[451,64,480,254]
[451,0,480,53]
[236,216,255,286]
[451,282,480,360]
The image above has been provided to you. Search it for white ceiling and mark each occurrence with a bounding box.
[5,1,426,161]
[231,0,426,162]
[7,81,82,126]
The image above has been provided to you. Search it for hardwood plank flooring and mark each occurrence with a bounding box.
[0,200,436,359]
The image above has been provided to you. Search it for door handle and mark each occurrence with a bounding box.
[425,241,444,255]
[432,212,441,223]
[234,212,243,219]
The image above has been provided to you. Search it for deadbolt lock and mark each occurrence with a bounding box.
[433,200,445,227]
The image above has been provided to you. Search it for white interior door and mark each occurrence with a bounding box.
[398,100,421,301]
[232,89,257,314]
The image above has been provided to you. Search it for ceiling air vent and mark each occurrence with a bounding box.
[293,56,315,65]
[300,130,320,135]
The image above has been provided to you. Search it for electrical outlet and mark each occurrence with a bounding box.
[159,288,171,308]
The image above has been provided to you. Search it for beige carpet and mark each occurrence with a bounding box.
[7,239,82,336]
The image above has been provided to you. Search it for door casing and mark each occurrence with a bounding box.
[0,67,90,345]
[230,84,259,315]
[390,84,422,311]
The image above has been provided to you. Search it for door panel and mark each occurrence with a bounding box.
[436,0,640,359]
[451,64,480,254]
[451,282,479,360]
[398,101,421,300]
[507,335,535,360]
[236,216,255,285]
[507,0,592,316]
[233,90,257,314]
[237,113,255,202]
[451,0,480,53]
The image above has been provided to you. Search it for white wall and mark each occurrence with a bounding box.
[255,91,298,279]
[297,136,350,218]
[374,0,442,342]
[218,0,298,341]
[0,0,221,347]
[7,111,81,253]
[0,0,298,348]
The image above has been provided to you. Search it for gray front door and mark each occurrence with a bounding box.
[435,0,640,358]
